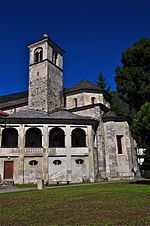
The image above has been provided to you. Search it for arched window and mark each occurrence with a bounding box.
[1,128,18,148]
[71,128,86,147]
[49,128,65,147]
[74,98,77,108]
[91,97,96,104]
[52,49,58,64]
[25,128,42,147]
[34,47,43,63]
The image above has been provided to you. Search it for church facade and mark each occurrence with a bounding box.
[0,35,139,184]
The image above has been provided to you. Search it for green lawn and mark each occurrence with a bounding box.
[0,180,150,226]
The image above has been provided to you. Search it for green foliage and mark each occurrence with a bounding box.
[131,102,150,149]
[115,38,150,113]
[131,102,150,168]
[115,38,150,162]
[96,72,111,92]
[96,73,130,117]
[110,92,129,116]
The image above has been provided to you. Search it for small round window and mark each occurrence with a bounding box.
[53,160,62,165]
[29,160,38,166]
[75,159,84,164]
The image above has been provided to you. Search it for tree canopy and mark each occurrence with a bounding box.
[115,38,150,165]
[115,38,150,114]
[110,92,129,116]
[131,102,150,151]
[131,102,150,169]
[96,72,111,92]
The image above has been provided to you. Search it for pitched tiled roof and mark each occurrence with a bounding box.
[0,91,28,110]
[102,110,130,122]
[64,80,102,94]
[6,108,95,121]
[64,80,111,101]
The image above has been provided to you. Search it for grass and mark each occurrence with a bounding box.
[15,183,37,188]
[0,180,150,226]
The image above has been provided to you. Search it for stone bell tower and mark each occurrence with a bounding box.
[28,34,64,112]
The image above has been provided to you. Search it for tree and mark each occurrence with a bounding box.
[115,38,150,115]
[96,72,111,92]
[110,92,129,116]
[131,102,150,150]
[96,73,129,116]
[131,102,150,169]
[115,38,150,168]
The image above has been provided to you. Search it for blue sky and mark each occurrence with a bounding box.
[0,0,149,96]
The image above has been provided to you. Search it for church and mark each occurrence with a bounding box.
[0,34,139,184]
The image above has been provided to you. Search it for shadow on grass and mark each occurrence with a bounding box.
[129,179,150,185]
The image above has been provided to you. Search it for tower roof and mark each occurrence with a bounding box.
[27,34,65,55]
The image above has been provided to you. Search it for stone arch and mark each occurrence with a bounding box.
[91,97,96,104]
[34,47,43,63]
[73,98,77,108]
[71,128,86,147]
[1,128,18,148]
[52,49,58,64]
[25,128,42,147]
[49,127,65,147]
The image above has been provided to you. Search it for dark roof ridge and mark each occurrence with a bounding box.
[0,91,28,105]
[64,79,102,93]
[103,110,131,122]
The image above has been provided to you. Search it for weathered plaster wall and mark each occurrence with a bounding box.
[0,124,95,184]
[24,157,43,183]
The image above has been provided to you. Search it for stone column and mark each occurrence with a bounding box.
[42,125,49,183]
[0,126,2,147]
[87,125,95,182]
[65,125,72,181]
[18,125,25,184]
[103,123,110,180]
[97,122,107,179]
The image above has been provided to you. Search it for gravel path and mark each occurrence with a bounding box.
[0,182,99,194]
[0,185,36,193]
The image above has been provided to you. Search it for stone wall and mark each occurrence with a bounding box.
[103,121,135,179]
[71,105,138,180]
[29,62,48,111]
[47,63,64,111]
[66,92,110,109]
[28,38,64,112]
[72,105,104,119]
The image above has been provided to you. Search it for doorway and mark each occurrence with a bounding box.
[4,161,14,179]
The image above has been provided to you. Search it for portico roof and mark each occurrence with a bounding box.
[0,108,98,125]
